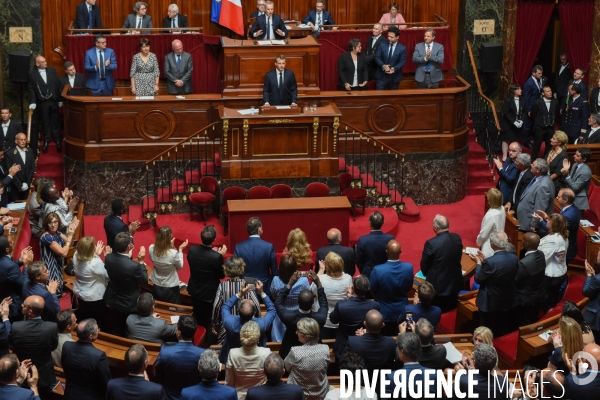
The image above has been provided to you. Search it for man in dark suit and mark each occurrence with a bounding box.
[458,344,509,398]
[103,199,140,249]
[164,40,194,95]
[74,0,102,30]
[84,34,118,96]
[581,113,600,144]
[505,153,534,213]
[4,133,35,200]
[564,343,600,400]
[0,107,23,152]
[316,228,355,276]
[365,23,384,81]
[355,211,394,279]
[9,295,58,392]
[522,65,548,148]
[155,316,204,400]
[126,293,176,345]
[233,217,277,295]
[162,4,188,32]
[492,141,520,202]
[536,188,580,263]
[181,349,237,400]
[470,231,518,337]
[187,225,226,339]
[262,55,297,106]
[0,354,41,400]
[375,26,406,90]
[246,353,305,400]
[103,232,148,336]
[0,298,11,357]
[21,261,60,322]
[122,1,153,34]
[530,86,558,159]
[250,0,266,18]
[275,270,327,359]
[565,67,588,103]
[301,1,336,38]
[106,344,166,400]
[0,236,33,321]
[28,55,61,154]
[554,53,571,109]
[514,233,547,326]
[516,158,555,232]
[420,214,463,312]
[61,319,111,400]
[250,1,287,40]
[591,76,600,114]
[415,318,446,370]
[347,310,395,373]
[398,281,442,329]
[584,257,600,343]
[562,83,591,143]
[561,148,592,211]
[329,275,380,359]
[59,62,87,102]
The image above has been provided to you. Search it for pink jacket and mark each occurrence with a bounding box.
[379,13,407,29]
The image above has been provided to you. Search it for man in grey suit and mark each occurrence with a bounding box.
[126,293,176,345]
[561,147,592,211]
[413,28,444,89]
[122,2,153,34]
[164,39,193,95]
[516,158,555,232]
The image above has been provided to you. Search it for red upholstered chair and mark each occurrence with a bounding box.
[271,184,292,198]
[189,176,219,224]
[305,182,330,197]
[248,186,271,199]
[221,186,246,235]
[339,172,366,220]
[193,325,207,347]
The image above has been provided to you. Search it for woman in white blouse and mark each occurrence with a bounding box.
[73,236,110,328]
[476,188,506,258]
[537,213,569,308]
[316,252,353,339]
[149,226,188,304]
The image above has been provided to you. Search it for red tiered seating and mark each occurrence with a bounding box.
[222,186,247,235]
[248,186,271,199]
[305,182,330,197]
[189,176,219,225]
[271,184,292,198]
[339,172,366,221]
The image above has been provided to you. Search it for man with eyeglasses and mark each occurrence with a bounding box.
[162,4,188,33]
[85,34,117,97]
[250,0,266,18]
[122,1,153,34]
[492,141,521,204]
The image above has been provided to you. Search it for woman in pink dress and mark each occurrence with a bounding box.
[379,2,407,29]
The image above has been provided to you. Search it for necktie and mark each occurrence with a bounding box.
[267,18,271,39]
[521,177,537,199]
[99,51,105,79]
[137,17,142,29]
[278,72,282,88]
[317,13,322,30]
[176,55,181,70]
[88,6,93,28]
[570,164,577,178]
[388,44,394,63]
[513,171,525,203]
[425,44,431,71]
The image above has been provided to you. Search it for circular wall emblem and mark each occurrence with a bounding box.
[135,110,176,140]
[367,104,406,134]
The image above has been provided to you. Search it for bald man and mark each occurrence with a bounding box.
[514,232,547,326]
[564,343,600,398]
[5,133,36,201]
[0,354,40,399]
[9,296,58,391]
[369,240,414,336]
[28,55,61,154]
[347,310,396,373]
[164,39,193,95]
[316,228,356,276]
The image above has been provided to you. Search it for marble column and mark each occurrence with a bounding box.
[590,0,600,92]
[499,0,518,102]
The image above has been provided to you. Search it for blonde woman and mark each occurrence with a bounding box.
[547,131,569,194]
[317,252,353,339]
[547,316,584,373]
[283,228,314,271]
[149,226,188,304]
[476,189,506,258]
[226,320,271,400]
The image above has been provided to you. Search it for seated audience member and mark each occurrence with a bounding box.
[347,310,396,373]
[149,226,188,304]
[561,147,592,211]
[62,319,111,400]
[60,61,87,97]
[285,318,330,400]
[104,198,140,249]
[122,1,153,34]
[181,349,237,400]
[74,0,102,30]
[155,315,204,400]
[302,1,336,37]
[270,254,311,342]
[246,353,305,400]
[385,332,435,398]
[460,344,509,398]
[22,261,60,322]
[220,280,276,364]
[51,310,76,368]
[514,233,547,326]
[5,133,35,201]
[548,316,584,373]
[326,353,374,400]
[40,213,79,297]
[329,275,380,360]
[379,2,406,28]
[226,321,271,399]
[535,188,579,262]
[0,354,40,399]
[250,0,266,18]
[561,301,595,345]
[9,295,58,392]
[538,213,569,308]
[0,298,10,357]
[316,228,355,276]
[477,188,506,258]
[415,318,446,370]
[275,270,327,360]
[317,252,353,339]
[370,240,413,336]
[106,344,166,399]
[0,236,33,320]
[283,228,314,272]
[338,38,369,91]
[584,254,600,343]
[398,281,441,329]
[564,342,600,399]
[249,1,287,40]
[163,4,188,31]
[356,211,394,279]
[126,293,176,345]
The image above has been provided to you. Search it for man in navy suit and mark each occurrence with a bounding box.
[565,343,600,400]
[562,83,591,143]
[21,262,60,323]
[492,141,520,202]
[85,34,117,96]
[329,275,380,359]
[458,344,509,398]
[536,189,579,263]
[74,0,102,30]
[370,240,413,336]
[28,55,61,154]
[250,1,287,40]
[250,0,266,18]
[262,55,297,107]
[0,236,33,321]
[514,233,547,326]
[347,310,395,373]
[375,26,406,90]
[61,319,111,400]
[561,148,592,211]
[398,281,442,329]
[0,354,41,400]
[106,344,166,400]
[355,211,394,279]
[103,199,140,249]
[565,67,588,103]
[470,231,518,337]
[181,350,237,400]
[301,1,336,38]
[414,319,447,370]
[246,354,305,400]
[523,65,547,147]
[584,257,600,343]
[234,217,278,295]
[59,62,88,102]
[316,228,355,276]
[505,153,534,213]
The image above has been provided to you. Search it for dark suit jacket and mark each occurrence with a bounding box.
[591,87,600,114]
[567,78,588,102]
[62,341,111,400]
[74,1,102,29]
[21,280,60,322]
[365,35,384,79]
[562,95,591,138]
[262,69,297,106]
[162,14,189,31]
[0,385,39,400]
[420,231,463,298]
[9,319,58,390]
[28,67,61,105]
[180,380,237,400]
[523,76,547,112]
[246,380,306,400]
[508,168,534,211]
[164,51,193,95]
[530,97,558,128]
[374,41,407,83]
[500,96,524,134]
[347,332,396,372]
[458,372,510,399]
[0,254,27,316]
[355,231,394,279]
[5,147,35,193]
[122,14,153,34]
[103,252,148,313]
[418,344,447,370]
[475,250,518,312]
[386,363,436,398]
[554,63,571,100]
[0,120,23,151]
[329,296,380,357]
[103,214,129,249]
[583,273,600,331]
[565,370,600,400]
[187,245,224,303]
[496,158,518,204]
[582,127,600,144]
[337,52,368,89]
[543,204,580,261]
[106,375,167,400]
[398,303,442,329]
[155,341,204,400]
[234,237,278,294]
[515,250,547,307]
[316,243,355,276]
[250,14,287,40]
[301,10,335,26]
[59,73,88,97]
[370,260,414,323]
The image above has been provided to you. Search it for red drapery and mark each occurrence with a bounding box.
[558,0,594,85]
[65,34,223,94]
[513,0,554,86]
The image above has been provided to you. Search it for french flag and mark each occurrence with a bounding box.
[219,0,244,36]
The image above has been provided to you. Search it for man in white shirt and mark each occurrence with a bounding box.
[51,310,76,368]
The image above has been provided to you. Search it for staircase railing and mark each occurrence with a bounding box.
[338,121,407,211]
[143,122,221,219]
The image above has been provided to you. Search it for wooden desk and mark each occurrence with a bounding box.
[505,210,524,256]
[227,197,351,250]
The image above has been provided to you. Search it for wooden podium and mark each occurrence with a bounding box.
[221,36,321,97]
[218,104,341,180]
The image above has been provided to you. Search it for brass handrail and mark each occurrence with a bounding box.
[145,121,220,165]
[339,120,405,159]
[466,41,501,131]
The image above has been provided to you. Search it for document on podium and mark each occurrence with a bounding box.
[257,41,272,45]
[270,40,286,45]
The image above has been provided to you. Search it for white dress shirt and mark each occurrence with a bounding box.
[1,121,9,138]
[73,253,109,301]
[38,68,47,83]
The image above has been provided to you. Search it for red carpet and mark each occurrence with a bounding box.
[35,142,65,191]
